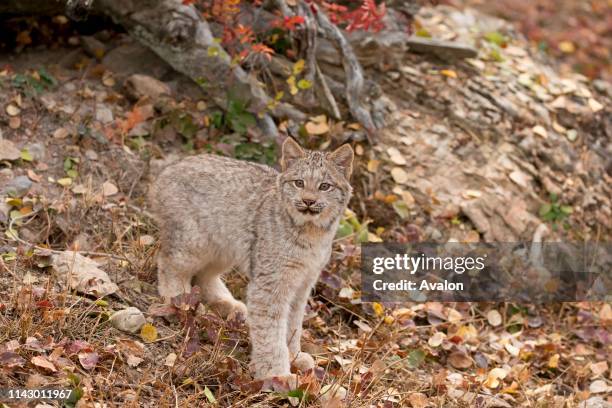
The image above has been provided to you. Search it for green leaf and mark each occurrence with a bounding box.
[415,28,431,38]
[335,220,354,239]
[392,200,410,219]
[539,204,552,217]
[207,46,219,57]
[203,386,216,403]
[20,149,33,162]
[489,48,504,62]
[38,67,57,86]
[560,205,573,215]
[356,227,369,244]
[66,169,78,179]
[287,389,305,400]
[407,349,426,368]
[297,79,312,90]
[484,31,507,47]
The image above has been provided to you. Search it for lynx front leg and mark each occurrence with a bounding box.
[287,286,315,373]
[156,250,193,301]
[247,281,293,381]
[194,266,247,320]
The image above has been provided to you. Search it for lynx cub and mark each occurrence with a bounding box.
[149,138,353,383]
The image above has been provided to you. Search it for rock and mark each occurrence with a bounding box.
[2,176,32,197]
[124,74,171,101]
[578,397,612,408]
[51,251,118,297]
[0,138,21,161]
[80,35,106,60]
[95,104,114,124]
[24,142,46,161]
[102,41,171,80]
[109,307,146,334]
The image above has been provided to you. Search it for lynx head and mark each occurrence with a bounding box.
[278,137,354,229]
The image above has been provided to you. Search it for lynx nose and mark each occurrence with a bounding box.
[302,198,316,207]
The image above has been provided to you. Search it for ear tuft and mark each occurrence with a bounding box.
[329,144,354,179]
[280,137,306,171]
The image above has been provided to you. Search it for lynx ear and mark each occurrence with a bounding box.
[281,137,306,171]
[329,144,354,179]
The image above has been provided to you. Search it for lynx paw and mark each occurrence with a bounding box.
[259,373,299,392]
[291,351,315,372]
[213,299,247,322]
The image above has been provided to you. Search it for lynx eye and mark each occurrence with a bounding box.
[294,180,304,188]
[319,183,332,191]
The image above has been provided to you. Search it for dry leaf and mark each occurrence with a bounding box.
[305,120,329,135]
[6,104,20,116]
[532,125,548,138]
[9,116,21,129]
[126,354,143,368]
[548,354,560,368]
[31,356,57,372]
[165,352,177,367]
[78,351,99,370]
[408,392,428,408]
[391,167,408,184]
[102,181,118,197]
[440,69,457,78]
[428,332,446,348]
[386,147,406,165]
[367,159,380,173]
[448,351,472,369]
[484,367,508,388]
[372,302,384,317]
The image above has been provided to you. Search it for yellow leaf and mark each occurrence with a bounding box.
[372,302,384,317]
[140,323,158,343]
[384,316,395,324]
[305,120,329,135]
[297,79,312,90]
[57,178,73,187]
[440,69,457,78]
[293,59,305,75]
[367,159,380,173]
[558,41,575,54]
[548,353,560,368]
[287,76,298,95]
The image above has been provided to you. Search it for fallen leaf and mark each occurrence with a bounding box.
[558,41,575,54]
[57,178,73,187]
[102,181,118,197]
[408,392,428,408]
[0,139,21,161]
[391,167,408,184]
[428,332,446,348]
[353,320,372,333]
[140,323,158,343]
[448,351,472,369]
[589,380,610,394]
[9,116,21,129]
[126,354,143,368]
[51,251,118,296]
[532,125,548,138]
[367,159,380,173]
[6,104,20,116]
[484,367,508,388]
[590,361,608,377]
[386,147,406,165]
[305,120,329,135]
[440,69,457,78]
[53,127,70,139]
[547,354,559,369]
[372,302,384,317]
[31,355,57,372]
[165,352,177,367]
[0,351,26,368]
[27,170,42,182]
[78,351,99,370]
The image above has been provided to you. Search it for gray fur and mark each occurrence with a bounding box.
[149,138,354,382]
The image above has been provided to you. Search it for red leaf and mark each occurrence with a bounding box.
[0,351,26,368]
[78,351,99,370]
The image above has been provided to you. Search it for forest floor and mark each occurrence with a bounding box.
[0,3,611,408]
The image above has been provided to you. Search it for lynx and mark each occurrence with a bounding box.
[149,138,354,384]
